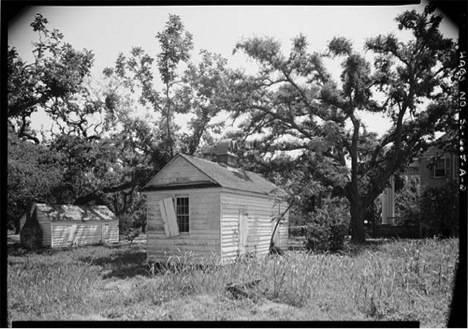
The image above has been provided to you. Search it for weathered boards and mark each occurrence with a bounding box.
[19,203,119,249]
[159,198,180,237]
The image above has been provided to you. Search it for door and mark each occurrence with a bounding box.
[239,209,249,255]
[102,223,109,242]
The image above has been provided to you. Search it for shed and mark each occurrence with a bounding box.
[20,203,119,249]
[142,152,289,265]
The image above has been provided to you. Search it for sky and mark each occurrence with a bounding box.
[8,4,458,138]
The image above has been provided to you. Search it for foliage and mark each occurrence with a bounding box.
[8,13,96,143]
[98,14,231,229]
[7,14,111,229]
[226,5,458,242]
[178,51,229,154]
[8,13,229,232]
[19,209,43,249]
[305,198,350,252]
[8,8,458,242]
[363,200,380,229]
[7,133,64,231]
[8,239,457,326]
[394,175,421,226]
[118,214,134,236]
[420,182,459,237]
[104,15,229,160]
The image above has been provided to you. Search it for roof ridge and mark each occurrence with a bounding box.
[183,153,264,177]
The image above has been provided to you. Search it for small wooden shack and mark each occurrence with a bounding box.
[142,149,289,265]
[20,203,119,249]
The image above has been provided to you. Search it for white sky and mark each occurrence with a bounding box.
[8,4,458,138]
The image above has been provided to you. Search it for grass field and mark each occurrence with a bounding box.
[8,238,458,326]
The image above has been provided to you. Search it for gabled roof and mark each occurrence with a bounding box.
[31,203,117,222]
[143,153,287,197]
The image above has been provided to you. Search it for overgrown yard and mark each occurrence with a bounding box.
[8,238,457,326]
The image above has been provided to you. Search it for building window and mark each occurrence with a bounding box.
[175,196,189,233]
[433,158,447,177]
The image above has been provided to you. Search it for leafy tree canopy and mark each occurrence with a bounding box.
[225,4,458,242]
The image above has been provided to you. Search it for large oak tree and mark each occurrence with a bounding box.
[226,5,457,242]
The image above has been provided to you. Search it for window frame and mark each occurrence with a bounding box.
[174,195,190,234]
[432,157,448,178]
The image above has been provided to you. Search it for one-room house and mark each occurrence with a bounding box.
[20,203,119,249]
[141,147,289,265]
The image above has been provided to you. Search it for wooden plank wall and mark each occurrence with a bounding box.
[102,221,119,243]
[50,221,114,248]
[219,190,289,264]
[145,188,221,263]
[277,201,289,249]
[36,210,52,247]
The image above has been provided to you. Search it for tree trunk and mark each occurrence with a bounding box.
[348,113,365,243]
[350,199,366,243]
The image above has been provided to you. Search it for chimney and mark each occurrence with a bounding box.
[201,139,239,167]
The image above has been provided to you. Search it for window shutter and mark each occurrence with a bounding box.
[164,198,179,236]
[160,198,179,237]
[159,198,179,237]
[159,200,170,237]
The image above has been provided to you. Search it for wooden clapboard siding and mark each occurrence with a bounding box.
[144,188,222,263]
[50,221,109,248]
[220,191,289,264]
[145,156,214,187]
[40,222,51,247]
[102,221,119,243]
[275,201,289,250]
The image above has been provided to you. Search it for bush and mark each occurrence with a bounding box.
[118,214,134,236]
[305,198,350,252]
[420,182,459,237]
[394,176,421,226]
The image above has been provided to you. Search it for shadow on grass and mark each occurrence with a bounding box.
[342,238,393,256]
[8,243,29,257]
[286,236,392,256]
[6,241,54,257]
[8,241,128,258]
[80,249,150,279]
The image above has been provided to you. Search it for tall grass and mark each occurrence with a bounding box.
[8,239,457,326]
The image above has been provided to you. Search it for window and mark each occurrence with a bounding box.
[433,158,447,177]
[175,197,189,233]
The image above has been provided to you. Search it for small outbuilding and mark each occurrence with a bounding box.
[20,203,119,249]
[142,144,289,265]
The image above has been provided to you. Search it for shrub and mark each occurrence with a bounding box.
[131,207,147,233]
[394,175,421,226]
[118,214,133,236]
[19,209,43,250]
[305,198,350,252]
[419,182,459,237]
